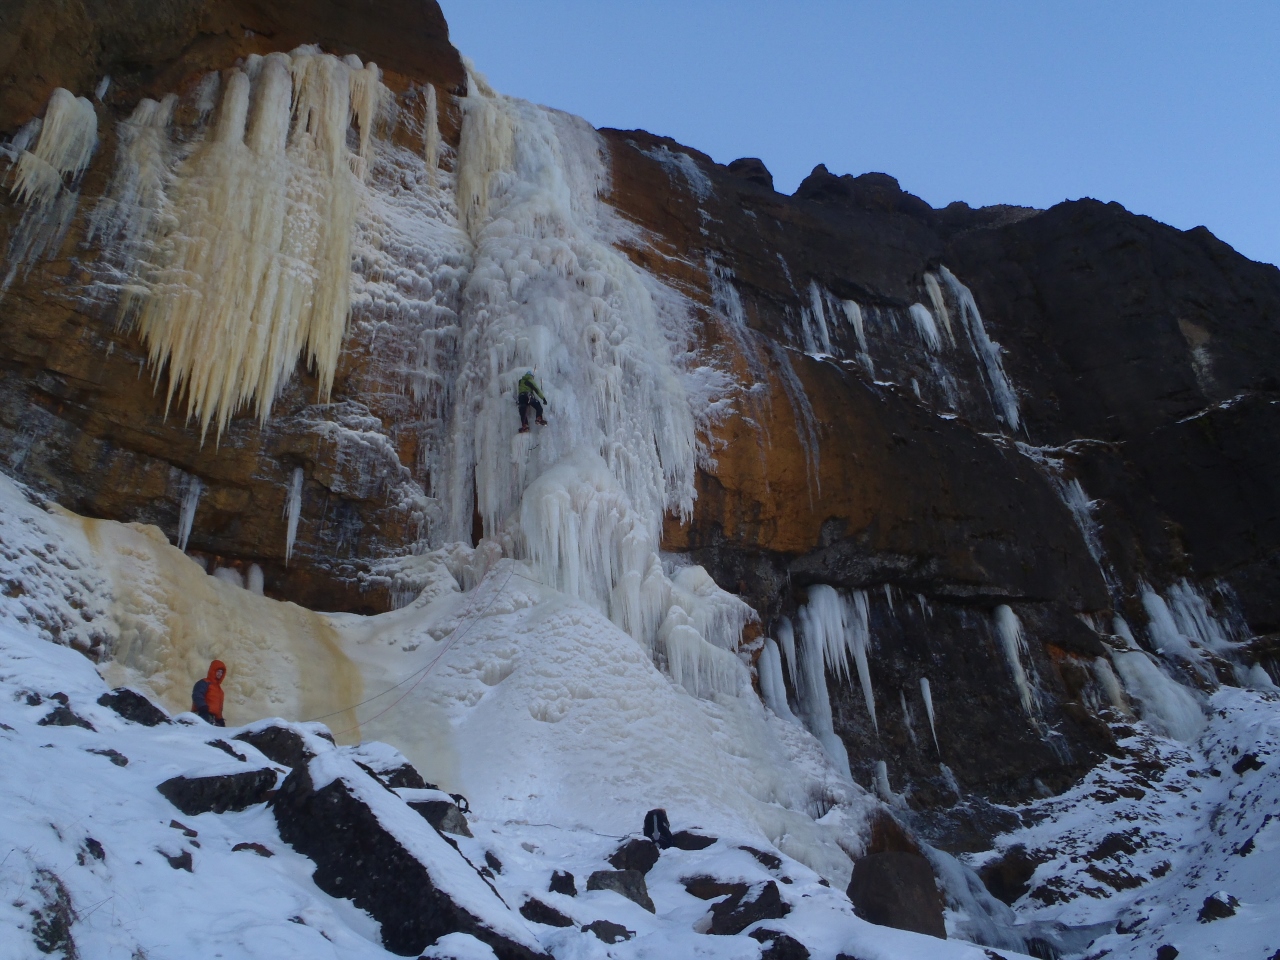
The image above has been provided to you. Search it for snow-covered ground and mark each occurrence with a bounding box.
[967,688,1280,959]
[0,477,1030,960]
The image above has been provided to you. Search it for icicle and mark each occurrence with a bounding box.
[759,639,798,722]
[1165,579,1236,656]
[799,281,833,355]
[920,677,940,752]
[908,303,941,352]
[1140,585,1200,662]
[795,607,852,777]
[841,299,868,353]
[659,606,748,700]
[801,585,877,733]
[923,272,955,345]
[284,467,304,564]
[176,476,202,551]
[246,563,265,596]
[938,265,1020,431]
[993,604,1039,718]
[899,688,918,748]
[421,84,440,186]
[94,76,111,102]
[883,584,894,611]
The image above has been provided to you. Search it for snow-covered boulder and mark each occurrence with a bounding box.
[156,765,278,815]
[273,753,547,959]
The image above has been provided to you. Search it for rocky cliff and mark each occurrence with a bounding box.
[1,3,1278,955]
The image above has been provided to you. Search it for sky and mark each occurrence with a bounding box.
[438,1,1279,267]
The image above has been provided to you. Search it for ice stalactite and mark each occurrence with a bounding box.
[874,760,899,804]
[908,303,942,352]
[284,467,304,564]
[799,585,878,733]
[759,638,798,723]
[923,272,955,345]
[993,604,1039,719]
[939,265,1020,431]
[796,609,852,778]
[920,676,940,752]
[799,281,834,356]
[3,87,98,290]
[176,476,202,552]
[94,76,111,102]
[94,51,385,441]
[840,299,873,374]
[246,563,265,596]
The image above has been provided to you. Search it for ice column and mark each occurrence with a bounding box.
[284,467,304,564]
[176,476,202,552]
[758,638,798,723]
[800,585,878,732]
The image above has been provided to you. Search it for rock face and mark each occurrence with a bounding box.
[97,688,170,726]
[272,756,545,959]
[585,869,655,913]
[1,0,1277,831]
[847,852,946,938]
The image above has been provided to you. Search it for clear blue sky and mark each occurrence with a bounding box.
[439,1,1279,267]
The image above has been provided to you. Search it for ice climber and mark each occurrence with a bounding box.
[516,370,548,433]
[192,659,227,726]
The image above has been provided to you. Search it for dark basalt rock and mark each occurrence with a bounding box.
[741,846,783,871]
[272,759,546,959]
[682,876,748,901]
[847,852,945,939]
[750,928,810,960]
[979,844,1043,905]
[581,919,633,943]
[159,848,193,872]
[608,837,660,874]
[585,869,654,913]
[208,739,247,761]
[97,688,169,726]
[232,842,274,857]
[1231,753,1264,775]
[548,870,576,896]
[518,898,573,928]
[87,747,128,766]
[234,724,319,769]
[156,768,277,816]
[407,799,472,837]
[379,762,428,789]
[670,830,717,850]
[38,704,94,730]
[709,880,790,936]
[1197,891,1239,923]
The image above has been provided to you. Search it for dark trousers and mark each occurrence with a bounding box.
[519,392,543,427]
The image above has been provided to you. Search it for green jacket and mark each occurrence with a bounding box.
[517,373,545,402]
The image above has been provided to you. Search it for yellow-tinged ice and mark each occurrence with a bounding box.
[112,51,384,441]
[68,509,363,737]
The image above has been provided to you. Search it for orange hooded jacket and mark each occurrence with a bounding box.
[199,660,226,721]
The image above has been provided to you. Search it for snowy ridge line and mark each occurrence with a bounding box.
[303,562,518,730]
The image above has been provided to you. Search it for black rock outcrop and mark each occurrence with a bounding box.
[585,869,654,913]
[709,880,790,936]
[157,767,277,816]
[98,688,170,726]
[272,756,546,959]
[847,852,946,938]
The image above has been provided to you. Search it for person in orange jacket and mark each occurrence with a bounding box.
[192,660,227,726]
